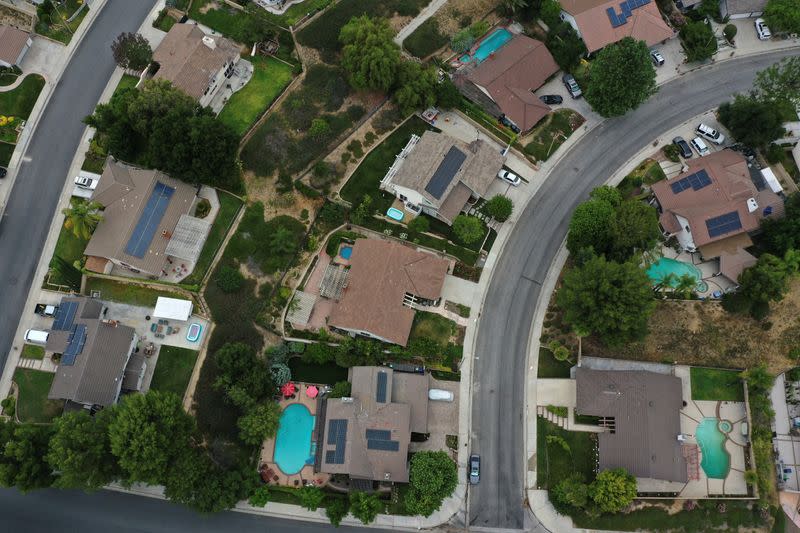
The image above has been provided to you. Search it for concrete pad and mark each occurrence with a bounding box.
[535,379,576,408]
[20,37,66,80]
[707,477,725,495]
[102,301,209,350]
[694,400,719,419]
[410,377,459,454]
[441,275,478,308]
[773,374,792,435]
[637,478,685,493]
[724,468,748,495]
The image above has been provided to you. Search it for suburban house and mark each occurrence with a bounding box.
[719,0,766,19]
[0,25,31,68]
[651,150,783,284]
[327,239,450,346]
[380,130,505,224]
[559,0,674,54]
[454,34,558,133]
[152,23,240,107]
[576,367,689,484]
[46,296,143,408]
[84,159,211,279]
[318,366,430,485]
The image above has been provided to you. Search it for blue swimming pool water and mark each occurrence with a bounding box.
[473,28,513,63]
[696,417,730,479]
[340,245,353,260]
[387,207,404,221]
[274,403,315,475]
[646,258,708,293]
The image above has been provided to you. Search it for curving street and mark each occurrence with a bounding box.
[468,49,800,530]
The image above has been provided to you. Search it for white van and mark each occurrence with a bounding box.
[695,123,725,145]
[24,329,49,345]
[690,137,710,157]
[428,389,454,402]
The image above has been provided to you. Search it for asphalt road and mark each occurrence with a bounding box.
[0,1,156,377]
[0,487,392,533]
[469,49,800,530]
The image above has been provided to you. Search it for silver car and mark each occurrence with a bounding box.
[469,454,480,484]
[497,169,521,186]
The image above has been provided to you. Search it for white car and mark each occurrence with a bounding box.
[650,49,665,66]
[497,169,521,186]
[690,137,710,157]
[74,175,98,190]
[695,123,725,145]
[755,18,771,40]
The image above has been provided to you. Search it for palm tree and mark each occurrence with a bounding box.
[573,325,590,364]
[655,272,677,294]
[62,201,103,240]
[675,274,697,299]
[501,0,529,14]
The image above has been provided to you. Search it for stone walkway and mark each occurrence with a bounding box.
[17,356,55,372]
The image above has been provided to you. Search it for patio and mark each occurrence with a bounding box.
[655,246,737,298]
[209,59,254,115]
[101,301,209,350]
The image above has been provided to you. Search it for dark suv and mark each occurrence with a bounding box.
[672,136,692,159]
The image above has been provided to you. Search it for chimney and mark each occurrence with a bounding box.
[202,35,216,50]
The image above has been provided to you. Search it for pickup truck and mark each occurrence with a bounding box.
[34,303,58,317]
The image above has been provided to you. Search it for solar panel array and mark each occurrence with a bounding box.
[366,426,400,452]
[61,324,87,366]
[669,169,712,194]
[124,181,175,258]
[366,429,391,441]
[606,0,651,27]
[52,301,78,331]
[326,418,348,464]
[376,371,387,403]
[424,146,467,200]
[705,211,742,238]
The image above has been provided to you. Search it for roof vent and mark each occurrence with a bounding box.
[202,35,216,49]
[341,397,353,403]
[384,472,391,480]
[747,197,758,213]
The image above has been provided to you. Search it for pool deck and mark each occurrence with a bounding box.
[258,382,331,489]
[657,247,737,297]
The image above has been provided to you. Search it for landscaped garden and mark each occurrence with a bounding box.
[523,109,585,163]
[409,312,457,347]
[0,74,45,166]
[690,367,745,402]
[34,0,90,44]
[536,418,597,489]
[150,346,199,398]
[13,368,63,423]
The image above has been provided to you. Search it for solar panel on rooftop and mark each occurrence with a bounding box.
[424,146,466,200]
[53,301,78,331]
[124,182,175,258]
[61,324,87,366]
[366,429,392,441]
[376,371,387,403]
[367,439,400,452]
[705,211,742,238]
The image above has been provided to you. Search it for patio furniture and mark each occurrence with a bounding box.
[155,333,165,339]
[150,323,157,332]
[173,327,180,335]
[156,325,164,334]
[166,326,173,335]
[158,319,166,325]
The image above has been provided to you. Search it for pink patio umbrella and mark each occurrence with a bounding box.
[281,382,296,397]
[306,385,319,399]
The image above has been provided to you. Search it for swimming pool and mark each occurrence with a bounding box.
[274,403,315,475]
[460,28,513,64]
[387,207,404,222]
[340,245,353,260]
[186,323,202,342]
[696,417,730,479]
[646,258,708,293]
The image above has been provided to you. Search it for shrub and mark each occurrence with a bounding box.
[329,381,352,398]
[195,198,211,219]
[404,18,448,58]
[723,23,737,42]
[347,139,364,159]
[663,144,680,162]
[325,497,350,527]
[294,180,321,198]
[452,215,484,245]
[215,265,244,294]
[484,195,513,222]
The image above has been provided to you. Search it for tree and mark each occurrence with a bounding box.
[309,118,331,140]
[557,255,655,346]
[238,402,281,446]
[339,16,401,92]
[738,253,791,316]
[452,215,484,245]
[270,227,297,255]
[0,422,54,492]
[566,197,616,257]
[484,195,514,222]
[47,409,120,490]
[302,342,336,364]
[214,342,273,406]
[723,24,738,43]
[108,391,195,485]
[62,200,103,240]
[215,265,244,293]
[754,57,800,107]
[393,61,437,116]
[589,468,637,513]
[325,497,350,527]
[718,95,785,148]
[680,21,718,62]
[585,37,656,117]
[450,28,475,54]
[552,473,589,509]
[350,194,373,225]
[349,491,382,524]
[608,200,660,261]
[674,274,698,299]
[328,381,352,398]
[249,485,271,507]
[298,485,325,511]
[111,32,152,71]
[761,194,800,255]
[269,362,291,387]
[546,22,587,72]
[407,215,430,235]
[764,0,800,35]
[500,0,529,15]
[435,78,462,109]
[540,0,562,26]
[404,451,458,517]
[573,325,590,361]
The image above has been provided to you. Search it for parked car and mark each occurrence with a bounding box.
[690,137,710,157]
[0,167,6,179]
[469,454,481,484]
[562,73,582,98]
[650,49,665,66]
[755,18,771,40]
[24,329,48,345]
[695,123,725,145]
[34,303,58,317]
[499,115,520,133]
[497,169,521,186]
[539,94,563,105]
[672,136,693,159]
[428,389,454,402]
[74,175,97,189]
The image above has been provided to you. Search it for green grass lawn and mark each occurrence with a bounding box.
[182,191,243,286]
[524,109,585,162]
[288,357,348,385]
[84,277,194,308]
[45,198,90,290]
[0,74,45,120]
[218,56,294,138]
[115,74,139,94]
[404,18,448,58]
[13,368,63,423]
[409,312,456,346]
[35,0,89,44]
[690,367,745,401]
[537,347,573,378]
[150,346,199,398]
[190,0,330,37]
[341,116,436,212]
[21,344,45,360]
[536,418,597,489]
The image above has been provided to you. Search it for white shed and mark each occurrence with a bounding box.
[761,167,783,194]
[153,297,193,321]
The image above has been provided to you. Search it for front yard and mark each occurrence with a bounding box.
[523,109,585,163]
[149,346,198,398]
[44,197,90,290]
[35,0,89,44]
[21,344,45,360]
[690,367,745,402]
[13,368,63,423]
[536,418,597,489]
[0,74,45,166]
[409,312,457,346]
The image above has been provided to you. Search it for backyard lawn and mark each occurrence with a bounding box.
[190,0,330,37]
[690,367,745,402]
[0,74,45,120]
[150,346,198,398]
[409,312,456,346]
[536,418,597,489]
[35,0,89,44]
[182,191,243,286]
[523,109,585,163]
[84,277,194,308]
[21,344,45,360]
[218,56,294,138]
[340,116,436,212]
[288,358,348,385]
[13,368,63,423]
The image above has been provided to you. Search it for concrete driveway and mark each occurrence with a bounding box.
[410,376,459,454]
[21,37,67,80]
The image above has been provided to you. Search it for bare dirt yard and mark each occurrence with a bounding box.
[434,0,501,36]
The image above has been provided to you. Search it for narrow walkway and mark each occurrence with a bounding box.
[17,356,56,372]
[393,0,448,46]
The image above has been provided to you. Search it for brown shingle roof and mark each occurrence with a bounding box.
[328,239,449,346]
[719,248,757,284]
[562,0,674,53]
[152,23,240,100]
[0,25,29,66]
[652,150,784,249]
[576,368,688,482]
[464,34,557,131]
